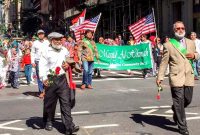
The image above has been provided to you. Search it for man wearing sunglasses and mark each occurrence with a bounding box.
[156,21,199,135]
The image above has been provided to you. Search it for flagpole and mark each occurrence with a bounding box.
[93,13,102,35]
[152,8,158,38]
[152,7,158,72]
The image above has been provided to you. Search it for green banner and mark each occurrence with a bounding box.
[94,43,153,70]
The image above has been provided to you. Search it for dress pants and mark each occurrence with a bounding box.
[43,74,75,131]
[171,86,193,132]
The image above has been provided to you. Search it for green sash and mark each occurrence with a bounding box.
[83,38,94,53]
[169,38,193,69]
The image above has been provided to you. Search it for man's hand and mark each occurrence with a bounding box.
[185,53,195,59]
[32,63,36,67]
[43,79,49,87]
[156,79,162,86]
[62,62,69,71]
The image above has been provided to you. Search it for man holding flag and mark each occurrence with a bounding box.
[156,21,199,135]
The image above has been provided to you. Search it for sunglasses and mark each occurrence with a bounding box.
[176,27,185,30]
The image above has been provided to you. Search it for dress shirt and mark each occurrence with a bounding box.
[31,39,50,63]
[194,39,200,55]
[39,45,69,81]
[180,38,186,48]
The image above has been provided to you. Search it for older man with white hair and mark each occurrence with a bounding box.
[39,32,79,135]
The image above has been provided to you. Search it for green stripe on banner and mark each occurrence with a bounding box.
[94,43,153,70]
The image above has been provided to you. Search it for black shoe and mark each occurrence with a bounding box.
[71,126,79,133]
[65,126,79,135]
[179,130,189,135]
[45,122,53,131]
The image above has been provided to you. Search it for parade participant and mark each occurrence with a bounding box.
[80,30,99,89]
[39,32,79,135]
[127,35,135,45]
[94,37,104,77]
[21,48,32,85]
[140,34,151,78]
[190,32,200,80]
[157,21,199,135]
[31,30,50,98]
[0,45,7,89]
[8,48,20,89]
[118,34,125,45]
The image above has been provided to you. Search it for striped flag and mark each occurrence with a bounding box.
[70,9,86,31]
[129,13,156,42]
[74,13,101,41]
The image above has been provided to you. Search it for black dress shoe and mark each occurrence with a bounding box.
[45,122,53,131]
[71,126,79,133]
[65,126,79,135]
[180,130,189,135]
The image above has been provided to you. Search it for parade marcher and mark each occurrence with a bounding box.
[94,37,104,77]
[21,48,32,85]
[0,45,8,89]
[155,37,163,68]
[140,34,152,78]
[39,32,79,135]
[80,30,99,89]
[157,21,199,135]
[118,34,125,45]
[8,48,20,89]
[31,29,50,98]
[190,32,200,80]
[127,35,135,45]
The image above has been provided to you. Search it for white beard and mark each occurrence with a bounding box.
[175,32,185,40]
[52,43,62,50]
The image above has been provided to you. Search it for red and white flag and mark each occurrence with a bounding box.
[129,13,156,43]
[74,13,101,41]
[70,9,86,31]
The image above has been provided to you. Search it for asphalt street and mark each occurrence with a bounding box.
[0,70,200,135]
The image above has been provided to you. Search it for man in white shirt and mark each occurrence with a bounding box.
[31,30,50,98]
[39,32,79,135]
[190,32,200,80]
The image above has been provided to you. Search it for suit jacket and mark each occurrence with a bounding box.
[157,38,199,87]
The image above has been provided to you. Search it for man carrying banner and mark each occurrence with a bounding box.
[156,21,199,135]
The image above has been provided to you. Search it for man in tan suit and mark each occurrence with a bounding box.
[156,21,199,135]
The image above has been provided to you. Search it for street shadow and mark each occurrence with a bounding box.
[130,114,179,134]
[23,91,39,97]
[26,117,66,134]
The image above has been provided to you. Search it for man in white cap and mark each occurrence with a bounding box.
[31,29,50,98]
[39,32,79,135]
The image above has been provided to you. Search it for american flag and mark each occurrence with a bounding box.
[129,13,156,42]
[74,13,101,41]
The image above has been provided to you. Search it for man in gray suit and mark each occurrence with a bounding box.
[156,21,199,135]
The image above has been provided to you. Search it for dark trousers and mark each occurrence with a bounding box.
[43,74,75,131]
[9,71,19,88]
[171,86,193,132]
